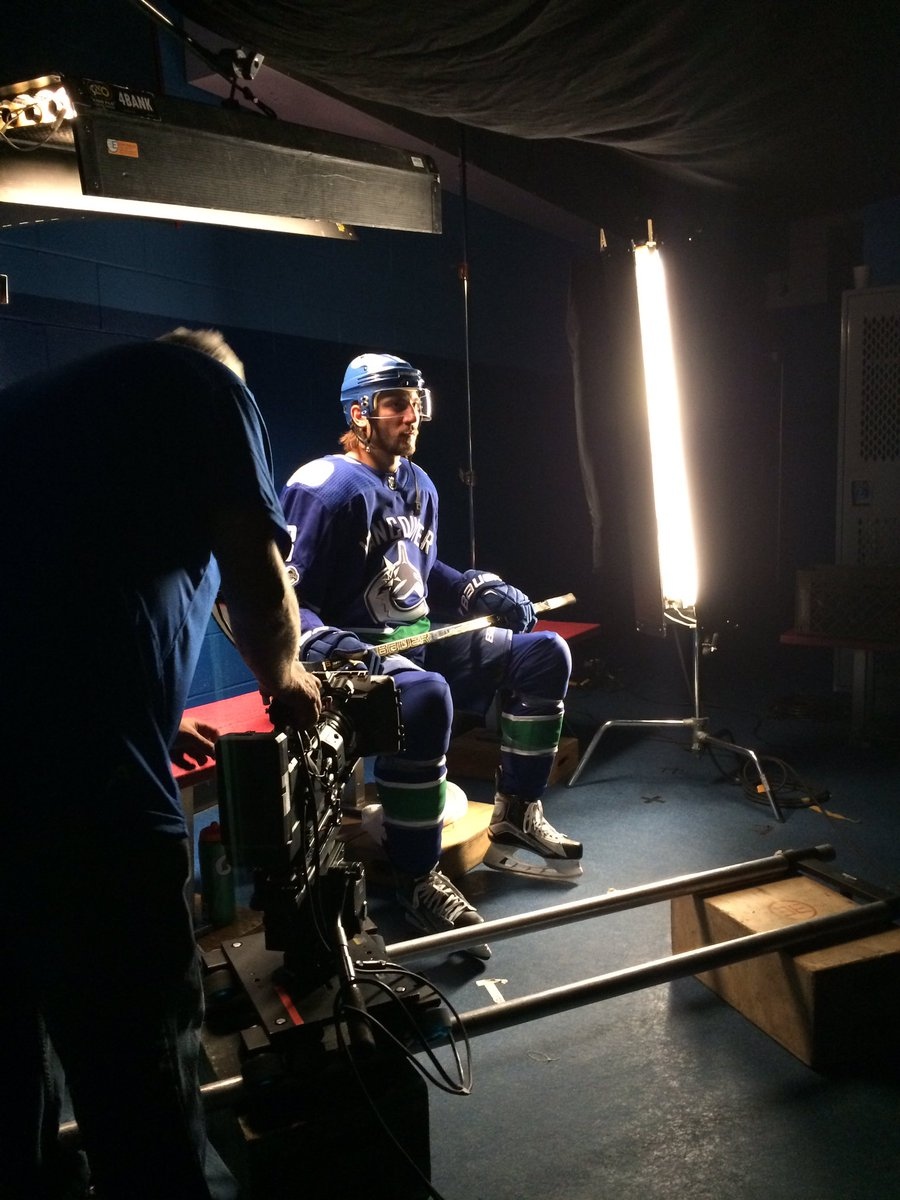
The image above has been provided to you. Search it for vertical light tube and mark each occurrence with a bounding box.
[633,240,699,612]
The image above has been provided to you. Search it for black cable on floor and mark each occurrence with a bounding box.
[330,961,474,1200]
[704,728,830,810]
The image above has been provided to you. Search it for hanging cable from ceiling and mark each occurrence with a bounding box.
[458,124,476,568]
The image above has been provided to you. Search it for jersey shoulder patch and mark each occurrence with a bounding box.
[285,457,336,489]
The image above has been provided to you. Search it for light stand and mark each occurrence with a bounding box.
[567,228,783,822]
[566,607,785,822]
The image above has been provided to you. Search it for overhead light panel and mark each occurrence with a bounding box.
[0,75,442,237]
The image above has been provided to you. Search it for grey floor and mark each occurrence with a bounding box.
[207,628,900,1199]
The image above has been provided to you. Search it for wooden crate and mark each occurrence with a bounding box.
[670,875,900,1070]
[446,728,580,784]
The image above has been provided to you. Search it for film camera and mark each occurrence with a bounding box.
[213,669,403,991]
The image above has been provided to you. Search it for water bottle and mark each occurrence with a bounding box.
[198,821,236,927]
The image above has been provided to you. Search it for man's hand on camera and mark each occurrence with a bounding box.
[272,662,323,729]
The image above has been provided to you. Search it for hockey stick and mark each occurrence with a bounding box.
[212,593,576,658]
[333,591,577,661]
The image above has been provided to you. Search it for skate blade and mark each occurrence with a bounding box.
[468,940,492,961]
[483,844,583,881]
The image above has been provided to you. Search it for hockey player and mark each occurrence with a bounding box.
[280,353,583,952]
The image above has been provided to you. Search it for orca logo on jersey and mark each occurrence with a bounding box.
[364,543,428,624]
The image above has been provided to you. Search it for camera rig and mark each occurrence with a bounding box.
[212,668,414,993]
[202,668,442,1195]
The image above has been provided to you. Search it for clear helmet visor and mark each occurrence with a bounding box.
[370,386,432,421]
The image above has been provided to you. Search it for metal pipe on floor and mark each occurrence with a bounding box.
[384,844,836,960]
[58,1075,245,1148]
[56,844,894,1148]
[57,855,895,1146]
[446,895,900,1037]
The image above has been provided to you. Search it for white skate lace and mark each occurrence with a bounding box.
[416,872,473,923]
[523,801,567,844]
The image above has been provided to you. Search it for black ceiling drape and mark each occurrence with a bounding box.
[169,0,900,219]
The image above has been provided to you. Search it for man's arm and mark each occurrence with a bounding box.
[211,508,322,728]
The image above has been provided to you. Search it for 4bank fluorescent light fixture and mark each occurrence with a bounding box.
[633,230,699,617]
[0,75,442,237]
[568,227,783,821]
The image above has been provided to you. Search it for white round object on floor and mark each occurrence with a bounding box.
[443,779,468,824]
[358,778,469,839]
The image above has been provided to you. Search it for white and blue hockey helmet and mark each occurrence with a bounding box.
[340,352,432,425]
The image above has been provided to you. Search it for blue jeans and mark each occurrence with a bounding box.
[2,827,238,1200]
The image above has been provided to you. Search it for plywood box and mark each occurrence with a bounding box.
[670,875,900,1070]
[447,729,580,784]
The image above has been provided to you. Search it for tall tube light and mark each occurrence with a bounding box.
[633,236,699,613]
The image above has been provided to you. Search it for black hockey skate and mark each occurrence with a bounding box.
[397,868,491,959]
[484,794,583,880]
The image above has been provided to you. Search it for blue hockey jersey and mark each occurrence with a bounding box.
[280,453,463,638]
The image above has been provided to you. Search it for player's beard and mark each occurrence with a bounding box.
[371,421,418,460]
[397,426,419,457]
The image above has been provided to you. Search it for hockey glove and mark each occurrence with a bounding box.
[458,571,537,633]
[301,627,384,675]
